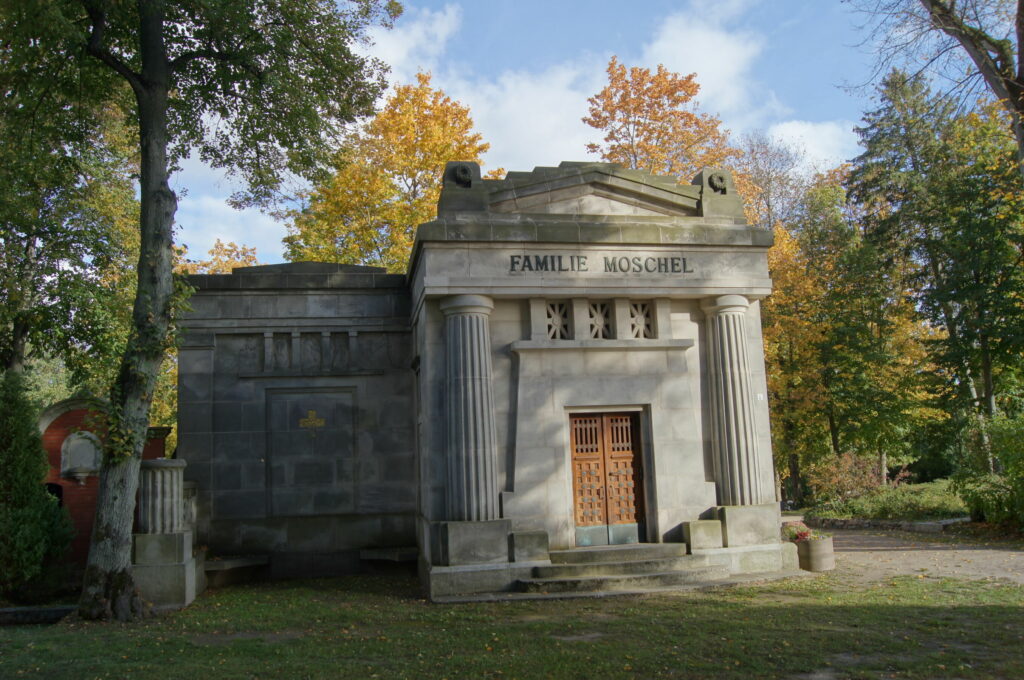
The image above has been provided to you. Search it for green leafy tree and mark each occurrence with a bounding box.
[3,0,400,620]
[0,371,73,602]
[848,72,1024,473]
[285,72,493,271]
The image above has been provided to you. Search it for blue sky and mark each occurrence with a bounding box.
[173,0,878,264]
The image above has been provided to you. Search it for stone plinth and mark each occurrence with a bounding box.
[133,458,200,608]
[702,295,768,506]
[434,519,511,566]
[440,295,500,521]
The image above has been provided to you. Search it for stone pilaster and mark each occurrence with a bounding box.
[440,294,499,521]
[702,295,766,506]
[137,459,187,534]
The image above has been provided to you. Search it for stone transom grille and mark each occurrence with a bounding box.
[588,302,612,339]
[629,302,653,338]
[546,301,571,339]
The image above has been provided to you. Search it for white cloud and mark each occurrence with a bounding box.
[641,1,787,128]
[442,62,605,172]
[175,194,286,264]
[364,4,461,86]
[768,119,860,171]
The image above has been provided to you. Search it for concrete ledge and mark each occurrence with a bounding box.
[511,339,693,353]
[804,516,970,534]
[690,543,787,574]
[360,547,418,562]
[0,606,75,626]
[204,555,270,571]
[426,560,547,599]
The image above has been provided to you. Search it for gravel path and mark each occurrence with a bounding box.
[831,529,1024,585]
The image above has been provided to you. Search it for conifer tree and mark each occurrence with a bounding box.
[0,371,72,599]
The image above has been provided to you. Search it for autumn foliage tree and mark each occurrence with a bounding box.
[176,239,261,275]
[583,56,740,180]
[285,72,494,271]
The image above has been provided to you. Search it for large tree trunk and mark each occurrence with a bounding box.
[921,0,1024,181]
[79,0,176,622]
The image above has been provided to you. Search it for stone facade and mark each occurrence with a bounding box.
[178,161,782,595]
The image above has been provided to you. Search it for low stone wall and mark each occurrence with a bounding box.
[804,516,969,534]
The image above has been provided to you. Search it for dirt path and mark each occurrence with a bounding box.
[831,529,1024,585]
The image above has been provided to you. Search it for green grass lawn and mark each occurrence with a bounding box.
[2,569,1022,679]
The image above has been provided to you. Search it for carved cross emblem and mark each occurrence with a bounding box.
[298,410,325,430]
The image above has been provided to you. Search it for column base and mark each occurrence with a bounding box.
[433,519,512,566]
[132,531,201,608]
[714,504,781,547]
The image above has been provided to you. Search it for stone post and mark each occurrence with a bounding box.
[702,294,767,506]
[440,294,500,521]
[137,459,186,534]
[133,459,200,607]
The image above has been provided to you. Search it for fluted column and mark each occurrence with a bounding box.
[137,459,187,534]
[702,295,766,505]
[440,294,500,521]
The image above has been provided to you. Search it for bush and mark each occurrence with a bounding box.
[952,414,1024,526]
[805,479,968,521]
[0,371,74,603]
[805,452,882,504]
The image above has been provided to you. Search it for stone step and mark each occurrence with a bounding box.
[533,555,705,579]
[517,566,730,594]
[549,543,689,565]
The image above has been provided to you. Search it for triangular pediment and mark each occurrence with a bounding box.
[486,162,702,217]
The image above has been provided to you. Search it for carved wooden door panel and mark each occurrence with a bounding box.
[570,413,644,546]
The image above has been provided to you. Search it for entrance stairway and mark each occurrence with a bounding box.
[515,543,730,594]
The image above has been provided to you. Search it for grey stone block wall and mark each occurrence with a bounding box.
[179,264,417,571]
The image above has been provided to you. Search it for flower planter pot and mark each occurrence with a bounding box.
[796,536,834,572]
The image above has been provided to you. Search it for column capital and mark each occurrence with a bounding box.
[701,294,750,315]
[440,294,494,316]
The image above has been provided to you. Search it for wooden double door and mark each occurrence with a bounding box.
[570,412,645,546]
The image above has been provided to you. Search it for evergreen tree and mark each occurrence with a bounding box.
[0,371,72,600]
[848,71,1024,471]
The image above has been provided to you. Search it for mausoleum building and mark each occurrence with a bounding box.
[177,161,792,600]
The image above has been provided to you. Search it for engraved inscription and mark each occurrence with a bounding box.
[508,252,694,275]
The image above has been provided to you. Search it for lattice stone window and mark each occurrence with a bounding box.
[546,301,571,339]
[629,301,653,338]
[588,302,612,339]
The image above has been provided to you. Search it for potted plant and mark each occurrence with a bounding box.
[782,521,835,572]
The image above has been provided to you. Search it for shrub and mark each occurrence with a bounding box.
[952,414,1024,526]
[0,371,74,602]
[805,479,968,520]
[805,452,882,504]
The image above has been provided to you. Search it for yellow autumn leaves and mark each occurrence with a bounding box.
[284,73,493,272]
[285,58,769,272]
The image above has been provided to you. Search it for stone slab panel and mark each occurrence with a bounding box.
[133,532,193,565]
[509,531,550,562]
[436,519,512,566]
[717,504,781,547]
[132,558,197,608]
[682,520,723,550]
